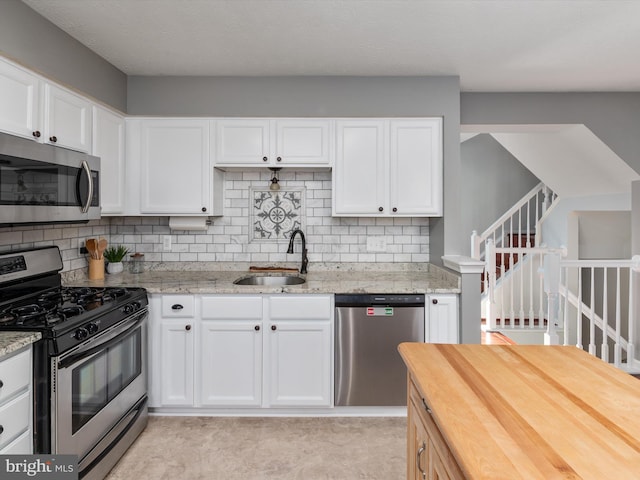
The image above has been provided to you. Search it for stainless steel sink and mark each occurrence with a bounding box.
[233,274,306,286]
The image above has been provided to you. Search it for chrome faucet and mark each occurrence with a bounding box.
[287,229,308,274]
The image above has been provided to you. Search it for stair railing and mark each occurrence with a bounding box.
[557,256,640,370]
[471,182,557,262]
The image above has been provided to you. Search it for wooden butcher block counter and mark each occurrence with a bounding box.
[398,343,640,480]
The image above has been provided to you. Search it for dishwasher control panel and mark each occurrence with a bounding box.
[335,294,425,307]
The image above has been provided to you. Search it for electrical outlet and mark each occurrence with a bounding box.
[162,235,172,251]
[366,236,387,252]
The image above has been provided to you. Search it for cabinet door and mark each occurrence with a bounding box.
[427,295,458,344]
[93,106,125,214]
[275,119,331,166]
[265,320,332,407]
[389,119,443,216]
[44,84,92,152]
[215,119,270,165]
[139,119,211,214]
[333,120,386,215]
[199,320,263,406]
[0,59,41,140]
[160,321,195,406]
[408,396,430,480]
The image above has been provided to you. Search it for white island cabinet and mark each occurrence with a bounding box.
[148,293,334,411]
[0,346,33,454]
[333,118,443,217]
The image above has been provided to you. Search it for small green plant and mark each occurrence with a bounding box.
[103,245,129,263]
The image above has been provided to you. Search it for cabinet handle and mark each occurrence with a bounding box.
[185,324,191,331]
[201,207,207,212]
[271,325,277,331]
[432,299,438,305]
[392,207,398,213]
[49,135,57,143]
[171,304,184,310]
[422,398,432,414]
[276,156,282,162]
[262,156,268,162]
[417,441,426,480]
[32,130,41,138]
[378,206,383,212]
[255,325,260,331]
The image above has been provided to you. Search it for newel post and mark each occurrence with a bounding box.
[543,251,562,345]
[485,239,496,330]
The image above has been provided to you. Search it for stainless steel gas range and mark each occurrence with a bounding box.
[0,246,148,480]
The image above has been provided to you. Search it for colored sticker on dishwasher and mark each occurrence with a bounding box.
[366,307,394,316]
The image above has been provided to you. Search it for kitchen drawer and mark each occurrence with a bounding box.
[0,429,31,454]
[0,391,30,450]
[0,348,31,403]
[201,296,262,319]
[268,295,332,320]
[161,295,195,318]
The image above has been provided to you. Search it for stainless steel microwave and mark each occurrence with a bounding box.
[0,131,100,226]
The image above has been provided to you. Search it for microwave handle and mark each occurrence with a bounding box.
[79,160,93,213]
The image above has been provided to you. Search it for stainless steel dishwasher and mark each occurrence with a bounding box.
[335,294,425,406]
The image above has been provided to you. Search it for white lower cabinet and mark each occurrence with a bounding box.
[149,293,333,410]
[426,294,459,344]
[0,346,33,454]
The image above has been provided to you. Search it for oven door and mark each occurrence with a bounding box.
[53,310,147,464]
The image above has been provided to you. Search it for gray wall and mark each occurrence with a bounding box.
[0,0,127,111]
[461,134,539,242]
[128,75,463,263]
[461,93,640,176]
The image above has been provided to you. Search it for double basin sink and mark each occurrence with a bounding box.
[233,274,305,286]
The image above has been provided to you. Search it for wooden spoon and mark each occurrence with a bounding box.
[86,238,97,259]
[97,238,108,259]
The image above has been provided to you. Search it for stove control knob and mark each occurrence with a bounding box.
[132,301,142,311]
[123,304,134,314]
[74,328,89,341]
[86,323,99,334]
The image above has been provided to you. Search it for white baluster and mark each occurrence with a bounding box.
[601,268,609,362]
[577,269,583,350]
[589,267,596,356]
[614,267,622,367]
[486,240,496,330]
[543,251,561,345]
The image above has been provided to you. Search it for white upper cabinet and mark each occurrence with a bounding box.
[136,118,215,215]
[214,118,332,168]
[333,118,443,217]
[44,84,92,152]
[0,59,41,140]
[93,106,125,214]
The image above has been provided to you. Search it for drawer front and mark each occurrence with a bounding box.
[201,296,263,319]
[161,295,195,318]
[0,391,30,450]
[269,295,332,319]
[0,429,31,454]
[0,348,31,403]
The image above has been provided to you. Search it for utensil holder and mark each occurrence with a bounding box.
[88,258,105,280]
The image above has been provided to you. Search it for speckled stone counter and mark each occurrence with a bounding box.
[63,263,460,295]
[0,332,41,358]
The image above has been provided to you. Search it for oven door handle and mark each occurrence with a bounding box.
[59,312,146,369]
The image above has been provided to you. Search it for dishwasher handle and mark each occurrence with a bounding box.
[334,294,425,307]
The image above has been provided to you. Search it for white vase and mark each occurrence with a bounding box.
[106,261,124,274]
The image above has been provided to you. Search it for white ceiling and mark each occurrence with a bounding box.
[20,0,640,92]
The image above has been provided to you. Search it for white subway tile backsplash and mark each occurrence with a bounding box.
[1,171,430,271]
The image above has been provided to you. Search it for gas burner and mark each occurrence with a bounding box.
[58,306,85,320]
[37,290,63,306]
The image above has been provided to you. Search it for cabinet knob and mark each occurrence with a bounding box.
[0,380,3,388]
[392,207,398,213]
[185,324,191,331]
[271,325,277,331]
[201,207,207,212]
[432,299,438,305]
[32,130,41,138]
[262,156,268,162]
[378,206,383,212]
[276,156,282,162]
[171,304,184,310]
[255,325,260,331]
[49,135,57,143]
[0,425,3,435]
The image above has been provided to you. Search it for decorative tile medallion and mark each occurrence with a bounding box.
[250,188,305,241]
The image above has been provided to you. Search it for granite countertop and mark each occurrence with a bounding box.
[0,331,41,358]
[64,263,461,295]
